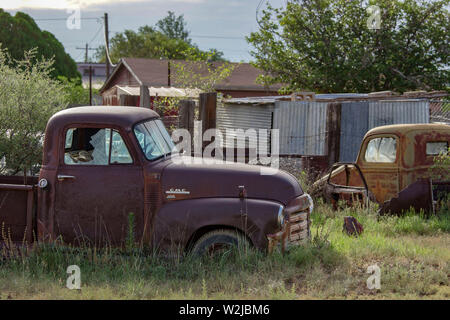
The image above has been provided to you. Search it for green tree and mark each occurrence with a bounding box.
[0,9,80,80]
[156,11,190,42]
[58,76,99,106]
[0,48,68,175]
[95,11,224,63]
[247,0,449,93]
[172,48,236,92]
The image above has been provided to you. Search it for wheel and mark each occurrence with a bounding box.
[191,229,250,256]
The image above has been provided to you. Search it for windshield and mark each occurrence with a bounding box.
[134,119,176,160]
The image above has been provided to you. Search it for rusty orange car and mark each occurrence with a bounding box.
[318,123,450,214]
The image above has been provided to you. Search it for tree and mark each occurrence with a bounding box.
[172,48,236,92]
[247,0,449,93]
[58,76,99,106]
[0,48,68,175]
[0,9,80,80]
[95,12,224,63]
[156,11,190,42]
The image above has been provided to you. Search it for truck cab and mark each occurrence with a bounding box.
[1,106,313,254]
[322,123,449,211]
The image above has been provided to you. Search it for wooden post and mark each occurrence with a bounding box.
[139,85,150,108]
[179,100,195,136]
[199,92,217,151]
[119,94,126,105]
[199,92,217,133]
[326,102,342,167]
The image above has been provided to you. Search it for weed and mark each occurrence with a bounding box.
[0,202,448,299]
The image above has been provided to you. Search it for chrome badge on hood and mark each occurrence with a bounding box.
[165,188,190,200]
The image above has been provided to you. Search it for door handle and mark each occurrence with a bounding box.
[57,175,76,181]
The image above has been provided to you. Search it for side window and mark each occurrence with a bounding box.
[364,137,397,163]
[64,128,132,165]
[110,130,132,164]
[426,141,448,156]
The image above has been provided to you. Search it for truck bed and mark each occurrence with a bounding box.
[0,176,37,244]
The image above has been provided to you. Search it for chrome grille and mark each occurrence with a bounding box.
[288,211,309,244]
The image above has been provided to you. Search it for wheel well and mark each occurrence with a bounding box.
[185,225,253,252]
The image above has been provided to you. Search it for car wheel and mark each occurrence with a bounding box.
[191,229,250,256]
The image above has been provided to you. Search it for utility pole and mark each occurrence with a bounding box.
[167,60,171,87]
[75,43,98,63]
[89,66,93,105]
[104,12,110,78]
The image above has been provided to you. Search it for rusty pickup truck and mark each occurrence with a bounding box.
[0,106,312,254]
[319,123,450,214]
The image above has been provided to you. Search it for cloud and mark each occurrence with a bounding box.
[2,0,205,10]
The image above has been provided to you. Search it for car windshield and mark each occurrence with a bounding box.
[134,119,176,160]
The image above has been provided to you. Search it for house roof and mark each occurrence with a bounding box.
[100,57,281,93]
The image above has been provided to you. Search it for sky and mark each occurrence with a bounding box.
[3,0,287,63]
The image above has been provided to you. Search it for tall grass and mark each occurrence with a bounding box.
[0,201,448,299]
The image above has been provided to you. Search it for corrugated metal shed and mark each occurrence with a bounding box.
[339,102,370,162]
[217,96,431,161]
[216,103,274,148]
[273,101,328,155]
[368,99,429,128]
[339,100,429,162]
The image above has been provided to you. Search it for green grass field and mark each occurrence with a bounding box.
[1,201,449,300]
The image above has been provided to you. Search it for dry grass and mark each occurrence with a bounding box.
[0,200,448,300]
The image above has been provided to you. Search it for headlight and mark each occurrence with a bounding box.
[277,205,285,228]
[305,193,314,214]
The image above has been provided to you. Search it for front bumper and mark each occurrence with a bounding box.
[267,193,313,253]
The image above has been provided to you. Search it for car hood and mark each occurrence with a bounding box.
[159,156,303,205]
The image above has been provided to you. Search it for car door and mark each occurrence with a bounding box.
[54,126,144,246]
[358,134,400,203]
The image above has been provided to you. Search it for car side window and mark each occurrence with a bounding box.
[364,137,397,163]
[110,130,133,164]
[426,141,448,156]
[64,128,132,165]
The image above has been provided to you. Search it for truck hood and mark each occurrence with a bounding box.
[159,156,303,205]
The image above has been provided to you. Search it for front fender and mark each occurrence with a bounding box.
[151,198,283,251]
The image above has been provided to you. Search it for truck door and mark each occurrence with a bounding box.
[358,135,400,203]
[54,126,144,246]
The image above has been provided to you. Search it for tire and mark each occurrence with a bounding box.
[191,229,250,256]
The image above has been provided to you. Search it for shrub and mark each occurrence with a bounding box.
[0,47,68,175]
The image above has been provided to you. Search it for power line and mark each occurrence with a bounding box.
[256,0,268,28]
[107,31,246,40]
[34,17,102,21]
[103,13,117,71]
[88,22,104,46]
[190,34,245,40]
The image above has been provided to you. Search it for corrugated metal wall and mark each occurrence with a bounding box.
[216,103,273,148]
[217,99,430,160]
[368,100,429,128]
[273,101,328,155]
[339,102,369,162]
[339,100,429,162]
